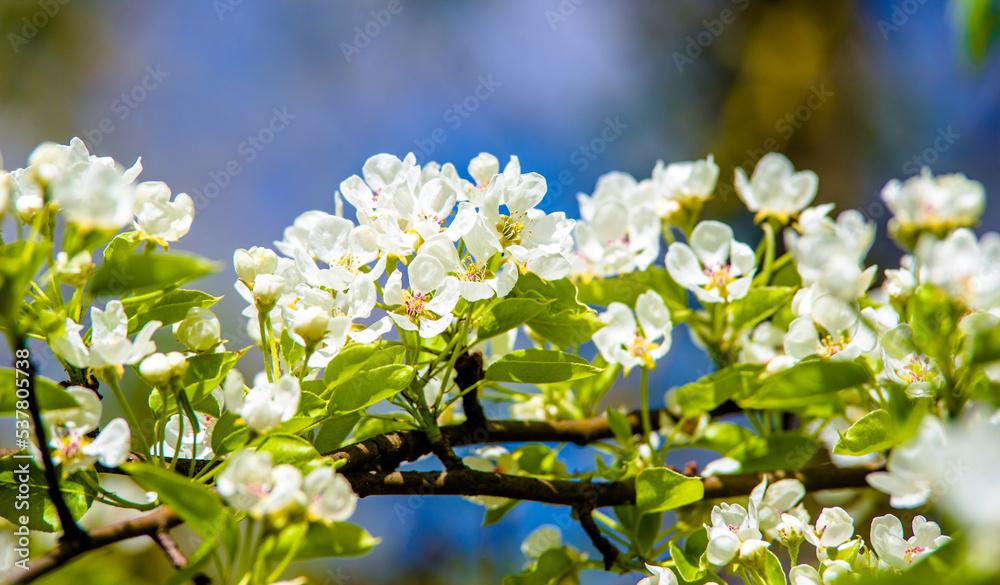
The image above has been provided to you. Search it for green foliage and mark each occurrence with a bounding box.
[635,467,704,512]
[485,349,603,384]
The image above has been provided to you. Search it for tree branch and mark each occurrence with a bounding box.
[12,507,180,584]
[17,341,90,550]
[13,464,877,583]
[577,505,620,570]
[152,530,212,585]
[455,351,487,429]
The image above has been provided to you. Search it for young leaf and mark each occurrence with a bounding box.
[327,364,415,414]
[674,364,763,416]
[833,409,896,456]
[485,349,602,384]
[475,297,547,342]
[635,467,704,513]
[738,360,873,410]
[89,252,218,297]
[268,521,380,560]
[256,433,321,467]
[0,370,79,414]
[726,433,819,472]
[729,286,796,333]
[121,289,221,335]
[123,463,226,537]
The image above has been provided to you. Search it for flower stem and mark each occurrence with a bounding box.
[760,219,776,286]
[106,373,151,457]
[640,367,652,443]
[257,312,274,384]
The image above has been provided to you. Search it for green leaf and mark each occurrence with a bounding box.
[475,297,547,342]
[764,549,787,585]
[211,410,249,455]
[181,351,242,403]
[691,422,755,455]
[123,463,226,537]
[256,433,321,468]
[485,349,602,384]
[0,457,94,531]
[635,511,662,556]
[311,413,361,454]
[833,409,896,456]
[576,267,687,312]
[675,364,763,416]
[573,356,620,408]
[268,521,379,560]
[670,540,706,582]
[510,273,605,348]
[89,252,218,297]
[322,342,405,394]
[484,499,520,527]
[727,433,820,472]
[910,285,963,368]
[729,286,796,333]
[102,231,143,264]
[0,240,51,328]
[0,370,79,415]
[738,360,873,410]
[121,289,220,335]
[512,445,568,477]
[635,467,704,513]
[327,364,414,414]
[606,408,635,447]
[502,546,577,585]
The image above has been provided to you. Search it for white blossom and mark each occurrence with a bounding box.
[224,371,301,433]
[735,153,818,222]
[666,220,756,304]
[881,168,985,241]
[870,514,948,571]
[133,181,194,242]
[593,291,672,373]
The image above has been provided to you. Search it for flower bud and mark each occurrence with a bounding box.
[291,306,331,347]
[234,246,278,284]
[253,274,286,308]
[777,513,805,546]
[738,539,770,569]
[54,251,93,287]
[139,353,172,386]
[140,351,188,387]
[176,307,221,352]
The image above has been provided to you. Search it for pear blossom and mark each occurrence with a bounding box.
[735,153,818,222]
[881,168,985,244]
[786,206,876,301]
[463,172,575,280]
[879,324,942,397]
[636,563,678,585]
[641,156,719,224]
[804,507,855,550]
[416,232,517,301]
[870,514,948,571]
[157,412,217,460]
[38,386,131,475]
[383,257,460,338]
[883,255,919,301]
[704,485,767,567]
[783,295,877,362]
[253,274,287,309]
[739,321,795,374]
[593,291,672,372]
[302,466,358,523]
[224,371,301,433]
[923,228,1000,310]
[866,415,947,508]
[50,300,160,370]
[750,478,807,539]
[666,220,756,304]
[216,450,304,519]
[788,565,822,585]
[132,181,194,242]
[50,147,143,231]
[572,171,661,277]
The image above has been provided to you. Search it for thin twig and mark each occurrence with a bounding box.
[577,505,620,570]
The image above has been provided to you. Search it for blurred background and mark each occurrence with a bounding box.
[1,1,999,583]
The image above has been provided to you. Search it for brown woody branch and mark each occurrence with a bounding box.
[13,464,877,583]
